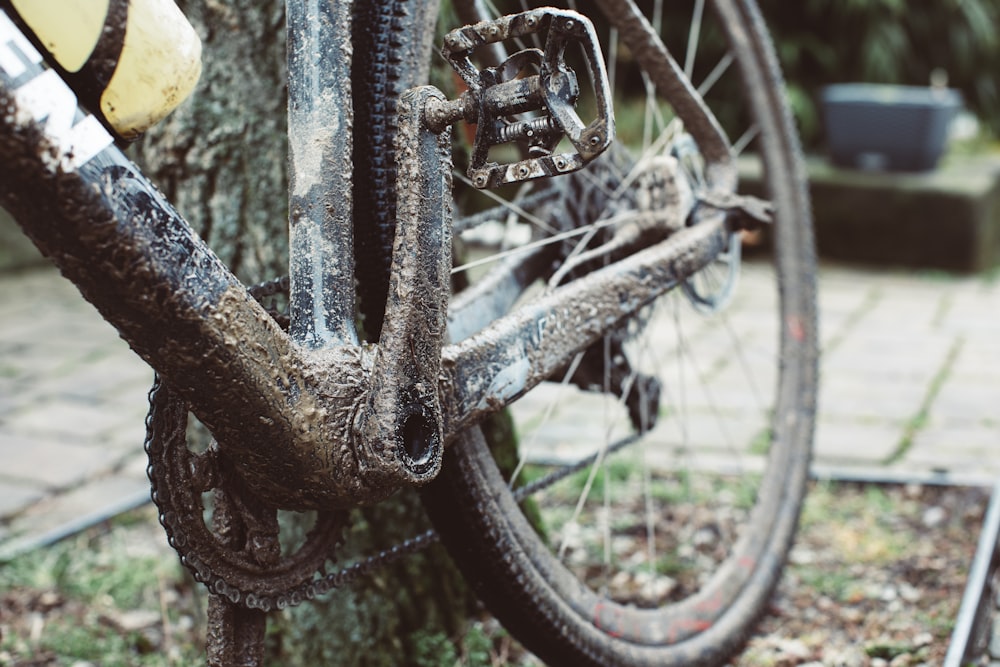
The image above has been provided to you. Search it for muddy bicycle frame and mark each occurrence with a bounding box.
[0,0,738,512]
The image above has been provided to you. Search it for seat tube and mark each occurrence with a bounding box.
[286,0,357,347]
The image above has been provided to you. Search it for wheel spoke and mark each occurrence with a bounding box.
[684,0,706,78]
[697,51,735,97]
[423,1,816,661]
[732,123,761,156]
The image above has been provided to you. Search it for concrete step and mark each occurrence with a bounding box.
[741,153,1000,273]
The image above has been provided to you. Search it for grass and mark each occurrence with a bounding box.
[0,508,205,666]
[563,456,637,499]
[412,622,526,667]
[748,427,771,456]
[884,338,962,464]
[0,481,978,666]
[12,622,160,667]
[795,568,859,603]
[739,482,984,665]
[796,482,912,574]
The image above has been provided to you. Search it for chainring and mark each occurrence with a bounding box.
[145,378,347,612]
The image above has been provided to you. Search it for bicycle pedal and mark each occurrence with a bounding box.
[435,9,614,189]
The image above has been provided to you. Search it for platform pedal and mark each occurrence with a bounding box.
[428,8,615,189]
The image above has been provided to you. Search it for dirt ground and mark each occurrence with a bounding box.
[0,482,988,666]
[737,482,987,667]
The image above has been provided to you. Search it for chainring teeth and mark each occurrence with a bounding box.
[145,376,347,612]
[141,282,446,611]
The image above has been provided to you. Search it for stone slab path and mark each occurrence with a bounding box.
[1,262,999,557]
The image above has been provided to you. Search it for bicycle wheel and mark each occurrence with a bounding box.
[357,0,817,664]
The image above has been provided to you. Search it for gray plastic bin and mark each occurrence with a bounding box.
[822,83,962,171]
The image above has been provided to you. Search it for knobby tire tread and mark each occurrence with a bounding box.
[352,0,409,339]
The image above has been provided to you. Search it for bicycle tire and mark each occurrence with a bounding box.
[356,0,817,664]
[351,0,438,340]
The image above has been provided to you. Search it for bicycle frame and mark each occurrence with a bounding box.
[0,2,736,511]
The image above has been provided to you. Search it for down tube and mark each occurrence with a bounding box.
[0,29,318,504]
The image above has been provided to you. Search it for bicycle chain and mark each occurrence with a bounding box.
[143,277,439,612]
[146,236,646,610]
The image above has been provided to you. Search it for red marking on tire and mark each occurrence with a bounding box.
[694,590,724,615]
[787,315,806,343]
[593,601,638,639]
[665,618,712,643]
[593,601,620,638]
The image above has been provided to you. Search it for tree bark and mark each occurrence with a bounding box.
[132,2,475,664]
[132,0,288,284]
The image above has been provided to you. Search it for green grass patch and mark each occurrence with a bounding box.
[884,339,962,464]
[0,509,204,665]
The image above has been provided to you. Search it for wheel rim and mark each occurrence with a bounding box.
[439,0,816,657]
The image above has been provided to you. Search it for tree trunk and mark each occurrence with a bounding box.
[132,1,475,664]
[131,0,289,284]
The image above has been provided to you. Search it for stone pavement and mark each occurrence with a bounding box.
[0,268,153,558]
[1,261,1000,558]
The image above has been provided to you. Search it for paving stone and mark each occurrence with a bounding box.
[907,423,1000,477]
[819,375,928,423]
[0,433,115,489]
[942,292,1000,336]
[821,331,953,382]
[519,412,769,468]
[642,412,768,453]
[0,478,45,519]
[950,341,1000,382]
[851,292,948,333]
[818,314,854,349]
[119,452,151,481]
[813,419,904,464]
[0,344,74,376]
[0,376,23,416]
[815,280,872,315]
[697,366,777,416]
[0,475,151,558]
[103,414,150,455]
[928,374,1000,426]
[515,389,767,463]
[639,449,768,476]
[4,397,140,442]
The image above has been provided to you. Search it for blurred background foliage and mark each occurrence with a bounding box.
[757,0,1000,148]
[434,1,1000,152]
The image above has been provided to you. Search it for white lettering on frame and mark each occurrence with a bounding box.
[0,10,112,169]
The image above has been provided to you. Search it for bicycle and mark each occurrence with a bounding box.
[0,0,817,664]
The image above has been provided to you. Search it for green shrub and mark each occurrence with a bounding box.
[758,0,1000,146]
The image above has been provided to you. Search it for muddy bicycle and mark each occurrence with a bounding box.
[0,0,817,664]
